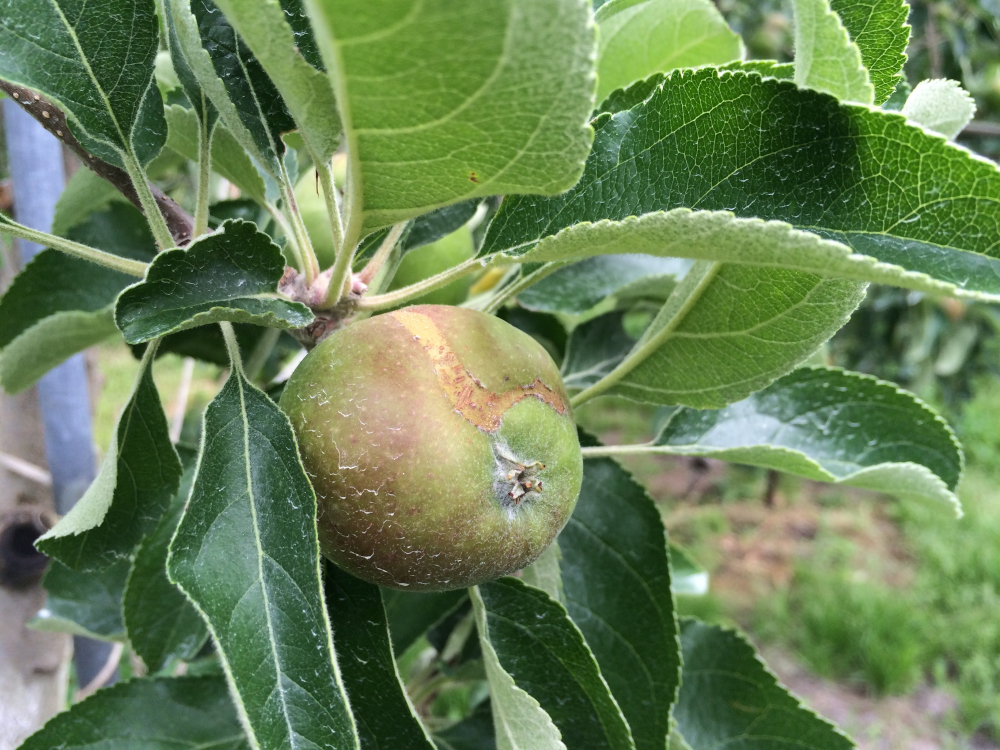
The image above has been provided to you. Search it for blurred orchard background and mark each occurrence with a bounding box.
[5,1,1000,747]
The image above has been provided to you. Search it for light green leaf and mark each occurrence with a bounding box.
[485,68,1000,309]
[474,578,635,750]
[902,79,977,140]
[37,344,182,570]
[674,619,854,749]
[115,220,314,344]
[515,210,1000,303]
[166,0,291,177]
[0,309,119,394]
[471,585,566,750]
[19,676,250,750]
[167,364,358,750]
[669,545,708,596]
[31,559,131,640]
[518,255,689,314]
[124,452,209,673]
[522,542,564,603]
[830,0,909,105]
[0,0,166,167]
[164,0,218,132]
[165,104,268,203]
[211,0,340,161]
[595,0,743,102]
[610,367,964,514]
[306,0,598,238]
[559,433,680,750]
[325,563,435,750]
[793,0,874,104]
[51,169,122,237]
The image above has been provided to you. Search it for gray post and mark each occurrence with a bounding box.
[3,101,117,689]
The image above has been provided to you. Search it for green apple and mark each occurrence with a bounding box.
[387,225,476,305]
[280,305,583,591]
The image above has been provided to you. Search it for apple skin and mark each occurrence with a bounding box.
[280,305,583,591]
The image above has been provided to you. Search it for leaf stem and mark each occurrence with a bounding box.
[220,321,245,376]
[570,261,721,408]
[192,110,214,238]
[278,162,319,286]
[0,216,148,276]
[314,159,345,265]
[355,256,489,312]
[357,223,407,286]
[579,443,656,458]
[122,151,175,250]
[479,261,569,315]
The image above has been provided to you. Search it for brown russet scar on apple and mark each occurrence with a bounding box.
[390,309,567,432]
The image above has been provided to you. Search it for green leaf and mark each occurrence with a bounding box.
[641,366,963,513]
[19,676,250,750]
[37,345,182,570]
[0,204,157,349]
[471,584,565,750]
[51,169,122,237]
[0,309,119,394]
[115,220,314,344]
[485,68,1000,305]
[124,452,210,672]
[164,0,219,132]
[166,0,293,176]
[30,559,130,640]
[167,365,357,750]
[902,79,977,140]
[793,0,874,104]
[561,311,636,390]
[325,563,435,750]
[307,0,598,237]
[829,0,909,105]
[668,544,708,596]
[0,0,165,167]
[595,0,742,102]
[433,700,497,750]
[559,435,679,750]
[165,104,267,203]
[673,618,853,749]
[521,542,564,603]
[518,255,688,314]
[473,578,635,750]
[383,589,468,655]
[211,0,340,161]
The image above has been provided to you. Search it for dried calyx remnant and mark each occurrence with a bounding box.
[493,443,545,508]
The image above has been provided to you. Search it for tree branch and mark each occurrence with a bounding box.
[0,80,194,246]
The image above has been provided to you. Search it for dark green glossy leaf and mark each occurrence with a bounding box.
[383,589,468,655]
[325,563,435,750]
[406,201,481,252]
[212,0,340,161]
[559,433,679,750]
[433,701,497,750]
[19,676,250,750]
[518,255,688,314]
[474,578,635,750]
[31,559,130,640]
[307,0,598,235]
[124,451,209,672]
[167,365,357,749]
[497,307,568,365]
[830,0,909,105]
[674,618,853,749]
[115,220,313,344]
[645,366,963,512]
[561,312,636,390]
[37,346,181,570]
[485,68,1000,301]
[0,0,166,166]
